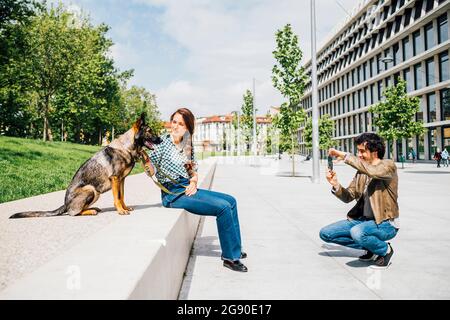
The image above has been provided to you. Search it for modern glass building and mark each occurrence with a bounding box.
[299,0,449,161]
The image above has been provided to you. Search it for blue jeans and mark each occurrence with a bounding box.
[319,217,398,256]
[161,178,242,261]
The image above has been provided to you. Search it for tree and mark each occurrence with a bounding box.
[272,24,307,176]
[303,114,335,151]
[369,80,424,161]
[119,85,163,135]
[240,89,257,152]
[0,0,41,137]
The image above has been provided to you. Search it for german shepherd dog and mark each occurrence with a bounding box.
[10,114,162,218]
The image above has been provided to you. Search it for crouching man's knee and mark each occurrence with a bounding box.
[319,228,332,243]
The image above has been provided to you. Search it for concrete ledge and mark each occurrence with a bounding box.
[0,159,217,300]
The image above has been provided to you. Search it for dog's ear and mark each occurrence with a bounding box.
[132,113,146,132]
[140,112,146,126]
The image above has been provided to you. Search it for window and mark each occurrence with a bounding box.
[371,57,376,77]
[385,77,392,88]
[403,37,412,61]
[416,96,424,121]
[438,13,448,44]
[393,42,401,65]
[378,80,384,100]
[414,63,423,90]
[377,53,383,73]
[425,0,434,12]
[428,128,437,159]
[424,22,435,51]
[364,112,369,132]
[414,0,423,20]
[441,89,450,121]
[403,68,412,92]
[427,92,436,122]
[426,58,435,86]
[394,72,401,85]
[370,83,376,104]
[404,8,412,27]
[417,133,425,160]
[443,127,450,154]
[363,87,368,107]
[413,30,423,56]
[359,113,364,133]
[439,51,449,82]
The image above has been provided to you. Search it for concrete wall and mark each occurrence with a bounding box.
[0,159,216,300]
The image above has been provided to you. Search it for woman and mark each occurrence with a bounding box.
[144,108,247,272]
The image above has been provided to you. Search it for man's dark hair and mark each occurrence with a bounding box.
[354,133,385,159]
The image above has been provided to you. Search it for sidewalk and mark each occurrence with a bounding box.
[179,156,450,300]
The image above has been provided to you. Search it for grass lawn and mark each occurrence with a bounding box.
[0,136,144,204]
[0,136,244,204]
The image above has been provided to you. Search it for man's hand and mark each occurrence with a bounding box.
[326,168,339,188]
[185,181,197,196]
[328,148,346,161]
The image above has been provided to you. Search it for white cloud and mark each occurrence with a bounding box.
[147,0,361,120]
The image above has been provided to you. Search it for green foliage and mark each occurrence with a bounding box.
[118,85,163,135]
[272,24,307,107]
[303,114,336,150]
[0,1,162,145]
[369,80,424,141]
[272,103,305,154]
[240,89,258,150]
[272,23,307,176]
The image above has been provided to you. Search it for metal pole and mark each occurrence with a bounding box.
[311,0,320,183]
[237,110,241,157]
[252,78,257,158]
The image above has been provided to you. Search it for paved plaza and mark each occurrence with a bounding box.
[180,156,450,300]
[1,155,449,299]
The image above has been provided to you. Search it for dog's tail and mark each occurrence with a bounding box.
[9,205,67,219]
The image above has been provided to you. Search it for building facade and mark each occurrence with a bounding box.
[299,0,449,161]
[193,114,272,154]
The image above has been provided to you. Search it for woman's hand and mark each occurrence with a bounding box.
[185,181,197,196]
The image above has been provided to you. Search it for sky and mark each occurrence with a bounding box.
[55,0,362,120]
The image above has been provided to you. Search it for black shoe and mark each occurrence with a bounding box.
[370,243,394,269]
[358,251,378,262]
[223,260,248,272]
[221,252,247,260]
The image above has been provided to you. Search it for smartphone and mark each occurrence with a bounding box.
[327,156,333,171]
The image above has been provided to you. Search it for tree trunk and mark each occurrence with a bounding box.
[112,126,115,140]
[98,127,102,145]
[43,115,48,141]
[42,96,50,142]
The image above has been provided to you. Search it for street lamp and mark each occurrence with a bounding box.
[311,0,320,183]
[252,78,257,159]
[380,55,394,64]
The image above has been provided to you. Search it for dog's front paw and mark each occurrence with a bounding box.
[117,208,130,215]
[122,206,134,211]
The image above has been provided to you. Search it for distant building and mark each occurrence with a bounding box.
[299,0,449,161]
[193,113,273,153]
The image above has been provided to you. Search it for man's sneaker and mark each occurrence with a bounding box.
[358,251,378,262]
[370,243,394,269]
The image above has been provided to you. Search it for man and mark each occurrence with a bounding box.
[319,133,399,269]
